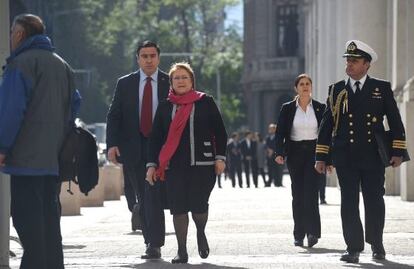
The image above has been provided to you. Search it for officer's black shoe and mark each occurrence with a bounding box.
[307,234,318,248]
[294,239,304,247]
[197,231,210,259]
[340,251,360,263]
[171,251,188,264]
[141,246,161,259]
[371,244,386,260]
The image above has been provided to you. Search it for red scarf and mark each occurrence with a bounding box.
[156,89,205,180]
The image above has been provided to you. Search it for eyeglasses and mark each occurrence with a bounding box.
[172,76,190,81]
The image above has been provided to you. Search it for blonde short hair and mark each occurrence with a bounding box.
[168,62,195,88]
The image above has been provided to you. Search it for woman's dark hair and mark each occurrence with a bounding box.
[13,14,45,38]
[136,40,160,56]
[294,73,313,88]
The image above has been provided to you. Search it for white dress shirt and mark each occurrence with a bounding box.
[348,74,367,93]
[139,69,159,120]
[290,99,318,141]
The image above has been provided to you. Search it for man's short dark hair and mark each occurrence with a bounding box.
[13,14,45,38]
[136,40,160,56]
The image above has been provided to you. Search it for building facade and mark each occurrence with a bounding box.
[243,0,414,199]
[242,0,306,134]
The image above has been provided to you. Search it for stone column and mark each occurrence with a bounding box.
[400,77,414,201]
[0,0,10,267]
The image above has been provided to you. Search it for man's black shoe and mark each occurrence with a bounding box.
[371,244,386,260]
[294,239,304,247]
[307,234,318,248]
[141,246,161,259]
[340,251,359,263]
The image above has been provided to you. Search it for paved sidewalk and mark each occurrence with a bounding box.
[9,175,414,268]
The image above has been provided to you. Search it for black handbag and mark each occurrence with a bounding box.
[374,130,410,167]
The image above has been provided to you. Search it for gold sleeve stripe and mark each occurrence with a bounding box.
[316,145,330,149]
[393,140,407,143]
[392,145,407,149]
[316,149,329,154]
[393,141,407,145]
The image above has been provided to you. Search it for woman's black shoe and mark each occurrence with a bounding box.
[171,252,188,264]
[197,231,210,259]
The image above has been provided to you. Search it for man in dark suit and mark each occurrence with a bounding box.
[227,132,243,188]
[240,131,258,188]
[315,40,407,263]
[266,123,284,187]
[106,40,169,259]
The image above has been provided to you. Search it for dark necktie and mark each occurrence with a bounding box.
[355,81,361,94]
[140,77,152,137]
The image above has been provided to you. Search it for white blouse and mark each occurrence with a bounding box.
[290,99,318,141]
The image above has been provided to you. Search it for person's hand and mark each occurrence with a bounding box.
[315,161,326,174]
[390,156,403,168]
[107,146,120,165]
[0,153,6,167]
[275,155,284,165]
[146,167,156,186]
[245,156,252,161]
[215,160,226,175]
[326,165,334,174]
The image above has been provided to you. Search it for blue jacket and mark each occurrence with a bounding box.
[0,35,80,175]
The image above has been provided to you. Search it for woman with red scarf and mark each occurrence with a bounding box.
[146,62,227,264]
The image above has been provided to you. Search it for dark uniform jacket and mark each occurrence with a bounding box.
[106,70,169,166]
[316,76,406,168]
[275,99,326,158]
[227,141,242,165]
[148,95,227,167]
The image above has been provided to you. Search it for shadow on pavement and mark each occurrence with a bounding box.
[344,260,414,269]
[121,259,248,269]
[299,247,344,254]
[63,244,86,250]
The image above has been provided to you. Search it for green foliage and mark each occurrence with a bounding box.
[47,0,245,130]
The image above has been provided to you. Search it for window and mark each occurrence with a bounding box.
[276,4,298,56]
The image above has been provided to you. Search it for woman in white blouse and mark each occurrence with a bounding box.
[274,74,326,248]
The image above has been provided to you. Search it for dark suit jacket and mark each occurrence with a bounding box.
[275,99,326,157]
[106,70,169,166]
[316,76,406,168]
[240,139,257,161]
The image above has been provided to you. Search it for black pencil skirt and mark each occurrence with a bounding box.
[165,165,216,215]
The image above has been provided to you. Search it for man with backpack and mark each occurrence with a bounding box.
[0,14,79,268]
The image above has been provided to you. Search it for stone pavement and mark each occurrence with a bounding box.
[9,175,414,268]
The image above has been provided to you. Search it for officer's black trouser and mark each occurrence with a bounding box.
[11,175,64,269]
[286,140,321,240]
[336,165,385,252]
[319,174,326,202]
[124,162,166,247]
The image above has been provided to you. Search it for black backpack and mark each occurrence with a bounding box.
[59,124,99,195]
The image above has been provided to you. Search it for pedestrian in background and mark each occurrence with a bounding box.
[255,132,268,187]
[227,132,243,188]
[0,14,80,268]
[315,40,407,263]
[146,62,227,264]
[240,131,258,188]
[275,73,325,248]
[266,124,284,187]
[106,40,169,259]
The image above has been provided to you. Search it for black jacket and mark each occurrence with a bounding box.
[148,95,227,167]
[275,99,325,157]
[316,76,406,168]
[106,70,169,165]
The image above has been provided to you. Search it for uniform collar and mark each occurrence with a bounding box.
[295,97,313,108]
[348,74,367,88]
